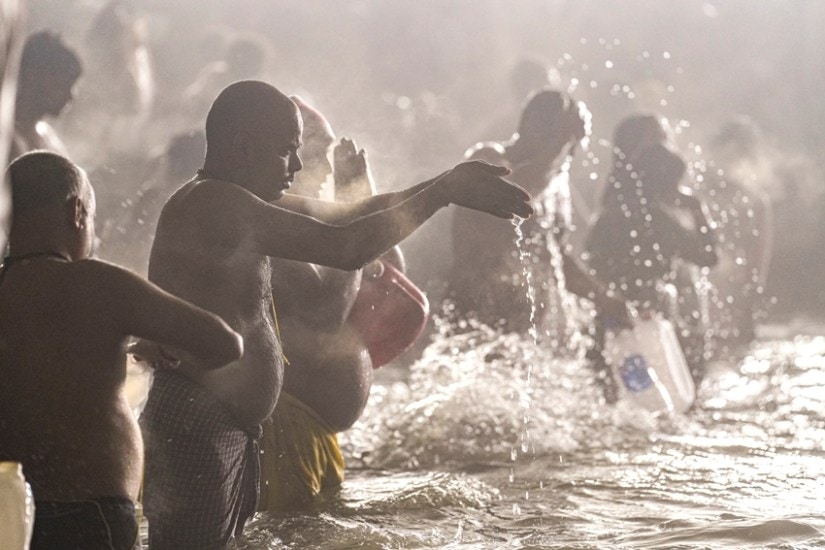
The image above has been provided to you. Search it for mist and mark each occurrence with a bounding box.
[24,0,825,316]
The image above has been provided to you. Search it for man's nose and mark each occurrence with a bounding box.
[291,152,303,173]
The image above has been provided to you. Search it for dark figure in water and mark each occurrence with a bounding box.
[449,88,629,343]
[11,30,81,160]
[585,135,718,388]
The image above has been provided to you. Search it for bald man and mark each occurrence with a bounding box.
[0,151,243,549]
[138,80,532,548]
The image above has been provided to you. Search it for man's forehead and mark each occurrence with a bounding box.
[260,102,301,133]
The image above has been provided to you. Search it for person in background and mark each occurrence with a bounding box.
[449,88,629,342]
[585,139,718,388]
[0,151,243,549]
[10,30,81,160]
[137,80,532,548]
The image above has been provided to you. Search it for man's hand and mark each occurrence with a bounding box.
[437,161,534,219]
[333,137,369,195]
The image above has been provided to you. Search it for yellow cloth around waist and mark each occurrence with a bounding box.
[258,392,345,511]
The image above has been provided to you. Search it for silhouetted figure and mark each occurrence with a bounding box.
[586,142,718,385]
[450,88,628,340]
[11,30,81,159]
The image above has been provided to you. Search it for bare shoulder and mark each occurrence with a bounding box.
[464,141,508,166]
[161,178,252,216]
[68,258,147,295]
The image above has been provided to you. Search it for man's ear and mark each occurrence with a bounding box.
[70,196,86,229]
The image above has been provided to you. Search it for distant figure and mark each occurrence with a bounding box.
[585,141,718,385]
[0,151,242,549]
[699,117,773,350]
[0,0,24,250]
[11,30,81,159]
[137,80,532,548]
[450,88,629,340]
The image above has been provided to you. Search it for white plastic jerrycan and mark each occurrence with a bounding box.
[0,461,35,550]
[604,313,696,414]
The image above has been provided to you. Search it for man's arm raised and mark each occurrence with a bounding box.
[197,161,533,271]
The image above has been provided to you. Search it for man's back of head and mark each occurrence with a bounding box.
[9,150,85,215]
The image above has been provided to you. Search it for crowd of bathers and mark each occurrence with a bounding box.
[0,9,786,550]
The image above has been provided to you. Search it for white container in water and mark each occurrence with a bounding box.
[604,314,696,414]
[0,461,35,549]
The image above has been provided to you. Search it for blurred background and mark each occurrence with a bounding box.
[23,0,825,319]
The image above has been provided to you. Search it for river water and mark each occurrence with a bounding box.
[219,316,824,550]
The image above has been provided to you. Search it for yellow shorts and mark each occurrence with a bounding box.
[258,392,345,511]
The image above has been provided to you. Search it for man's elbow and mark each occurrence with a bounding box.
[205,329,244,369]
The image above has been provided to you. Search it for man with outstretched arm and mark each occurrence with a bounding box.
[139,79,532,549]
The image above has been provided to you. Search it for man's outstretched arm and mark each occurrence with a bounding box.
[197,161,534,271]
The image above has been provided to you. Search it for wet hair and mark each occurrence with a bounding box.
[516,88,589,148]
[20,30,82,82]
[204,80,295,157]
[7,151,86,214]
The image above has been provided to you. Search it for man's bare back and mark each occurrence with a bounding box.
[0,152,242,507]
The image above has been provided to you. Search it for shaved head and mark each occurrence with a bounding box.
[8,150,88,214]
[205,80,299,159]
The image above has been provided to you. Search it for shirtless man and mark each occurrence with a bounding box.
[139,80,532,548]
[259,97,420,510]
[11,31,82,159]
[0,151,243,549]
[450,88,628,336]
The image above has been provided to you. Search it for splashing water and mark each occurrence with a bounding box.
[228,326,825,549]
